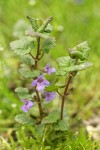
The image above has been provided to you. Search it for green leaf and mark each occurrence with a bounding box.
[56,56,75,67]
[19,67,40,78]
[15,87,32,99]
[56,56,75,76]
[70,41,90,60]
[54,120,68,131]
[42,38,55,53]
[45,85,59,92]
[15,87,29,93]
[35,124,45,138]
[68,49,85,61]
[27,16,38,31]
[42,110,60,124]
[71,62,93,71]
[19,94,32,99]
[38,16,53,33]
[20,55,35,66]
[45,23,53,33]
[58,62,93,76]
[57,69,67,76]
[25,29,49,39]
[75,41,90,51]
[62,62,93,72]
[15,114,35,125]
[57,56,93,75]
[10,37,34,55]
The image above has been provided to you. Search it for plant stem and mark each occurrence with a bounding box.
[33,36,43,121]
[34,37,40,69]
[60,59,78,120]
[60,74,73,120]
[35,88,42,121]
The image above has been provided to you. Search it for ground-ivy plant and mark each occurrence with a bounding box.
[10,16,93,149]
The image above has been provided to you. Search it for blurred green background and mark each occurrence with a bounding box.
[0,0,100,139]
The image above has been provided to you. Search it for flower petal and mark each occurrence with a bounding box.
[37,74,44,79]
[32,79,37,86]
[44,92,56,101]
[51,67,56,73]
[43,79,50,86]
[24,100,33,109]
[36,83,45,91]
[21,105,28,113]
[45,63,50,69]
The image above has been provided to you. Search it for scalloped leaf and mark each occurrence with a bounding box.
[68,50,85,61]
[27,16,38,31]
[17,93,32,99]
[15,87,32,99]
[19,67,40,78]
[42,38,55,53]
[54,120,68,131]
[56,56,75,67]
[57,56,93,76]
[15,87,29,93]
[15,114,35,125]
[38,16,53,33]
[45,23,53,33]
[60,62,93,74]
[74,41,90,52]
[56,56,75,76]
[69,41,90,60]
[20,55,35,66]
[10,37,34,55]
[72,62,93,71]
[42,110,60,124]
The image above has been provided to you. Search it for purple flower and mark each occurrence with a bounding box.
[21,99,34,113]
[44,92,56,102]
[32,74,50,91]
[44,64,56,75]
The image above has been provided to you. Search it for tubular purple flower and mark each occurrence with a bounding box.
[44,91,56,101]
[44,63,56,75]
[32,74,50,91]
[21,99,34,113]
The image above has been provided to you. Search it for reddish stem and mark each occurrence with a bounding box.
[35,88,42,121]
[33,37,43,121]
[34,37,40,69]
[60,59,78,120]
[60,74,73,120]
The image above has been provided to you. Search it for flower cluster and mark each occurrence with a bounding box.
[21,64,56,113]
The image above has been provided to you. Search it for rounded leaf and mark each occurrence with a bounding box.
[15,114,35,125]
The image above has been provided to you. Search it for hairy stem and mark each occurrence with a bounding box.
[33,37,43,121]
[60,74,72,120]
[35,88,42,121]
[34,37,40,69]
[60,59,78,120]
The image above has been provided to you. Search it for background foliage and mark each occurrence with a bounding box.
[0,0,100,149]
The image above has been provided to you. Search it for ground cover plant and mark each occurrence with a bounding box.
[2,15,96,149]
